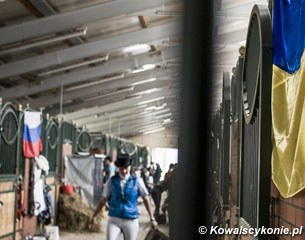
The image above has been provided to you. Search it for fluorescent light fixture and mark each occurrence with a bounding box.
[133,88,160,96]
[142,64,155,70]
[142,127,165,135]
[145,106,157,111]
[155,10,183,16]
[145,103,167,111]
[130,64,156,74]
[137,123,163,131]
[140,108,170,118]
[66,73,124,91]
[123,44,150,55]
[38,53,108,76]
[155,103,167,110]
[0,26,87,55]
[155,113,172,119]
[162,119,174,125]
[129,77,157,86]
[163,118,172,123]
[137,97,165,105]
[83,87,134,102]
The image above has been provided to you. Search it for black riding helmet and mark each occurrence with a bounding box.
[115,153,132,168]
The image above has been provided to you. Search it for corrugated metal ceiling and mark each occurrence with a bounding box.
[0,0,269,138]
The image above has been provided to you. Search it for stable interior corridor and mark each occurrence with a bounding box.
[59,198,169,240]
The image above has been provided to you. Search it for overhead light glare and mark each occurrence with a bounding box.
[163,118,172,123]
[155,103,167,110]
[145,103,167,111]
[162,119,174,125]
[131,64,156,74]
[123,44,150,54]
[134,88,160,96]
[142,64,155,70]
[129,77,157,86]
[142,127,165,135]
[137,97,164,105]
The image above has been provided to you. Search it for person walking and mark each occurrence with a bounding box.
[89,153,157,240]
[148,161,162,185]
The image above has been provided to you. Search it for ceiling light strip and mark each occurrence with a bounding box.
[0,27,87,55]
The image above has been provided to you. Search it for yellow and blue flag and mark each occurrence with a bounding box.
[272,0,305,197]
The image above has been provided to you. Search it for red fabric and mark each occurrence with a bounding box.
[23,139,42,158]
[17,182,24,220]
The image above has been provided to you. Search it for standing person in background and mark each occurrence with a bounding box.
[164,163,175,181]
[89,153,157,240]
[140,165,153,193]
[148,161,162,185]
[103,156,115,184]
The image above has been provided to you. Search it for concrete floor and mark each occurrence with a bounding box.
[59,199,169,240]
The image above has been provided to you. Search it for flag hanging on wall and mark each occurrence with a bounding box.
[272,0,305,197]
[23,111,42,158]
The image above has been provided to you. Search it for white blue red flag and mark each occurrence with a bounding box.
[23,111,42,158]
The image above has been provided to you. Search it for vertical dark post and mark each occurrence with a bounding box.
[171,0,213,239]
[222,72,231,209]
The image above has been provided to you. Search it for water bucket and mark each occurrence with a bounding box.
[62,184,74,195]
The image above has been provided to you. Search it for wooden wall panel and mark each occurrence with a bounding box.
[0,189,15,238]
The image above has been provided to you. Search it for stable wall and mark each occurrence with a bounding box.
[271,183,305,240]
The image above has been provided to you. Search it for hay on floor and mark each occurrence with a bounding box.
[57,193,105,232]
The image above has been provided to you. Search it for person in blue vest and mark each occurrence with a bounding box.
[89,153,157,240]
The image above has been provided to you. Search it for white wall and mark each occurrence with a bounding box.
[151,147,178,179]
[127,129,178,149]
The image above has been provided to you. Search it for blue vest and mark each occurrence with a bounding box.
[108,174,139,219]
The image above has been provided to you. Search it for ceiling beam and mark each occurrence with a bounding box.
[89,117,163,133]
[60,90,175,121]
[220,0,264,11]
[93,111,175,133]
[28,0,84,45]
[47,82,176,115]
[0,20,182,79]
[214,16,248,26]
[0,46,180,100]
[75,106,148,126]
[22,68,177,108]
[0,0,179,46]
[82,103,178,133]
[75,98,176,125]
[97,122,164,135]
[114,115,179,137]
[87,108,172,130]
[214,28,248,45]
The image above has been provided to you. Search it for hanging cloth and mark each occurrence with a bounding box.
[35,154,50,176]
[23,111,42,158]
[272,0,305,197]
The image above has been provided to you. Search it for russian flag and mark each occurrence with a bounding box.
[23,111,42,158]
[272,0,305,197]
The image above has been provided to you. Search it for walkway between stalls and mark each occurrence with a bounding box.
[59,199,169,240]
